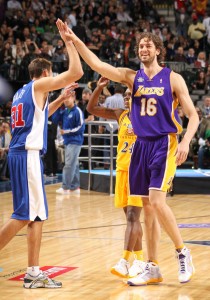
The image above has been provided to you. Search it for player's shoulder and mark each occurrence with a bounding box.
[170,70,185,84]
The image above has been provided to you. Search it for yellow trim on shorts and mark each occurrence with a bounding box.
[128,195,143,207]
[161,134,177,192]
[115,170,143,208]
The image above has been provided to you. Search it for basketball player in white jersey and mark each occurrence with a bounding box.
[0,19,83,288]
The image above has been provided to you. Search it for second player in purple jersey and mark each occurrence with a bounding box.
[64,28,199,286]
[131,67,182,138]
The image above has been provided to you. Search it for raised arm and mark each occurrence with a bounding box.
[87,77,124,121]
[171,72,199,165]
[65,27,136,90]
[48,82,79,117]
[35,20,83,93]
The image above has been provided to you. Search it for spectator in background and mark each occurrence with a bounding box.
[144,1,159,23]
[0,0,6,24]
[176,7,190,38]
[68,10,77,28]
[116,5,133,25]
[12,38,26,65]
[203,11,210,39]
[72,20,88,43]
[0,41,13,79]
[205,64,210,92]
[174,35,190,52]
[197,136,210,169]
[191,70,206,90]
[191,0,208,18]
[40,44,52,61]
[107,5,117,23]
[18,42,38,81]
[0,121,11,181]
[186,47,197,65]
[55,125,64,173]
[194,51,208,68]
[173,46,188,63]
[7,0,22,11]
[31,0,44,12]
[53,85,85,195]
[89,15,101,31]
[44,91,61,178]
[189,106,203,160]
[77,87,94,169]
[192,39,202,56]
[197,111,210,168]
[1,100,12,118]
[198,95,210,117]
[188,13,206,49]
[203,11,210,56]
[52,45,67,74]
[165,38,176,61]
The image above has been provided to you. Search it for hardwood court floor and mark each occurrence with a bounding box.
[0,185,210,300]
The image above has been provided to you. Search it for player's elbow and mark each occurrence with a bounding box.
[86,104,93,114]
[73,69,84,81]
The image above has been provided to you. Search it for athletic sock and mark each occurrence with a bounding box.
[148,260,159,265]
[175,244,185,252]
[133,250,144,261]
[122,250,132,261]
[27,266,40,277]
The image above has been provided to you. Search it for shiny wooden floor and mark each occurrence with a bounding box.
[0,184,210,300]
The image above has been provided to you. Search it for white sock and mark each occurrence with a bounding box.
[27,266,40,277]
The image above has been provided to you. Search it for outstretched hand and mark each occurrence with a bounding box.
[64,25,78,42]
[56,19,76,44]
[97,77,109,88]
[56,19,67,43]
[61,82,79,99]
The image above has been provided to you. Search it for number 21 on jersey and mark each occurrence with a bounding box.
[11,103,25,130]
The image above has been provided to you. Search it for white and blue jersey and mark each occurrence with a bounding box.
[10,80,48,154]
[8,80,49,221]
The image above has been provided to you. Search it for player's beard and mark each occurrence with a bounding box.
[140,54,156,66]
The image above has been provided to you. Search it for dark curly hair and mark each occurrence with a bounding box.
[135,32,166,64]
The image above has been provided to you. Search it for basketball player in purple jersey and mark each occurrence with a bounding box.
[65,28,199,285]
[0,19,83,288]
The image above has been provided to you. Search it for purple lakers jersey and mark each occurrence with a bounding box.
[10,81,48,154]
[131,68,182,138]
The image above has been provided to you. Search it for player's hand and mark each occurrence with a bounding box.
[175,138,189,166]
[64,82,79,92]
[64,25,79,42]
[61,83,79,100]
[97,77,109,88]
[56,19,68,43]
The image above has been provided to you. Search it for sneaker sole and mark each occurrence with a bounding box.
[179,267,195,284]
[23,283,62,289]
[56,192,70,195]
[127,277,163,286]
[147,277,163,285]
[127,280,147,286]
[110,268,128,278]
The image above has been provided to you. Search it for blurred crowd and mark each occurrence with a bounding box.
[0,1,209,82]
[1,0,210,179]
